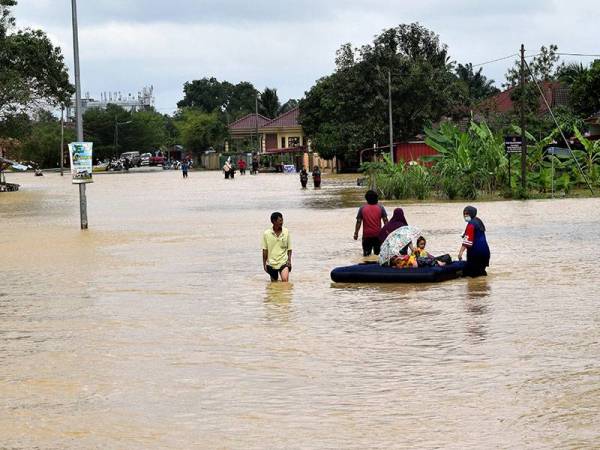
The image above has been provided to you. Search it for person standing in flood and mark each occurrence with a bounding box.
[354,190,388,256]
[181,160,189,178]
[299,167,309,189]
[458,205,490,277]
[262,212,292,282]
[312,166,321,188]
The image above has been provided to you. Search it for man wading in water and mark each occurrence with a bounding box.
[262,212,292,282]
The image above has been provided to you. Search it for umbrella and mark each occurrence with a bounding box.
[378,225,421,265]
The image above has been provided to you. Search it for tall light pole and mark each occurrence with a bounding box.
[71,0,87,229]
[388,69,394,163]
[60,105,64,176]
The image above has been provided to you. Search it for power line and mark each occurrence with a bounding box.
[472,54,518,67]
[556,52,600,58]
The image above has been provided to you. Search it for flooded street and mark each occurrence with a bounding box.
[1,170,599,449]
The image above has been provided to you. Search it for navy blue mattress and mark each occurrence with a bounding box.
[330,261,466,283]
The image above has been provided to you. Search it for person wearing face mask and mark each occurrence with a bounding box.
[458,206,490,277]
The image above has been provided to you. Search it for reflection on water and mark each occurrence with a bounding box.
[263,282,294,323]
[463,278,491,342]
[2,171,600,449]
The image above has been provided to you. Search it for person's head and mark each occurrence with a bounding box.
[365,190,379,205]
[417,236,426,249]
[463,205,477,222]
[270,211,283,227]
[390,208,407,225]
[313,165,318,171]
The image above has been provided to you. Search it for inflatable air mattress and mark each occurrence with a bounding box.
[330,261,466,283]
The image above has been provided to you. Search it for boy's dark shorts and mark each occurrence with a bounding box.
[362,237,381,257]
[266,263,291,281]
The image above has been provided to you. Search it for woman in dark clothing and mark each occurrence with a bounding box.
[378,207,413,255]
[299,167,309,189]
[312,166,321,188]
[378,208,408,243]
[458,206,490,277]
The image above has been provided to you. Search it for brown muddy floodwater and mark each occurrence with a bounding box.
[1,170,599,449]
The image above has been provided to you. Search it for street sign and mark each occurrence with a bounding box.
[504,136,522,153]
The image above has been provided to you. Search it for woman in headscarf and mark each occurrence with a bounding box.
[378,207,415,256]
[458,206,490,277]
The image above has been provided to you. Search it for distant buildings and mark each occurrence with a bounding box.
[66,86,155,119]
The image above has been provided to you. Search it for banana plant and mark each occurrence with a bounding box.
[573,127,600,181]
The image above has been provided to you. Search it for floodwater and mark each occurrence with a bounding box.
[1,170,599,449]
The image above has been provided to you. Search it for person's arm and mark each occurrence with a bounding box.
[287,250,292,269]
[354,207,363,240]
[458,224,474,260]
[354,219,362,240]
[381,205,389,225]
[263,249,269,271]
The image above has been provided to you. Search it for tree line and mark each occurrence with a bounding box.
[2,1,599,172]
[0,1,299,167]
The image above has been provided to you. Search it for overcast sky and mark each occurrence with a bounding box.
[12,0,600,114]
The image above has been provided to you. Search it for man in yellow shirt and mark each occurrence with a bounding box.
[262,212,292,282]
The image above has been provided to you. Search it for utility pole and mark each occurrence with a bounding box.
[255,95,259,153]
[388,69,394,164]
[71,0,88,229]
[520,44,527,193]
[60,105,64,176]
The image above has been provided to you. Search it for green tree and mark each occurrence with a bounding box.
[83,105,169,161]
[564,60,600,118]
[175,108,228,154]
[300,23,460,162]
[504,45,560,88]
[455,63,499,102]
[258,87,280,118]
[279,98,299,115]
[177,77,259,121]
[0,0,73,120]
[20,116,75,168]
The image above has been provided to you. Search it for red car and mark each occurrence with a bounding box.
[149,155,165,166]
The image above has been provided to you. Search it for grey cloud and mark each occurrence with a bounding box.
[15,0,555,28]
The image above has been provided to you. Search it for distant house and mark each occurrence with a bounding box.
[226,107,334,170]
[478,81,570,115]
[226,113,271,152]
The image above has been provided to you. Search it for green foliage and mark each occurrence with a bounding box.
[19,118,75,168]
[361,156,432,200]
[504,45,560,88]
[0,24,74,118]
[258,87,280,118]
[83,104,170,161]
[573,126,600,179]
[177,77,259,122]
[425,119,507,199]
[174,109,228,153]
[566,60,600,118]
[455,63,500,104]
[300,23,462,161]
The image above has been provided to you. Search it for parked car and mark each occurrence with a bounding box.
[120,151,141,167]
[149,154,166,166]
[140,153,152,166]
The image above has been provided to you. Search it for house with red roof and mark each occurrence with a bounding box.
[477,81,569,115]
[226,113,271,152]
[226,106,334,170]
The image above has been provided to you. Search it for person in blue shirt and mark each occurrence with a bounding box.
[458,206,490,277]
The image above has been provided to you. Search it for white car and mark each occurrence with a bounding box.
[140,153,152,166]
